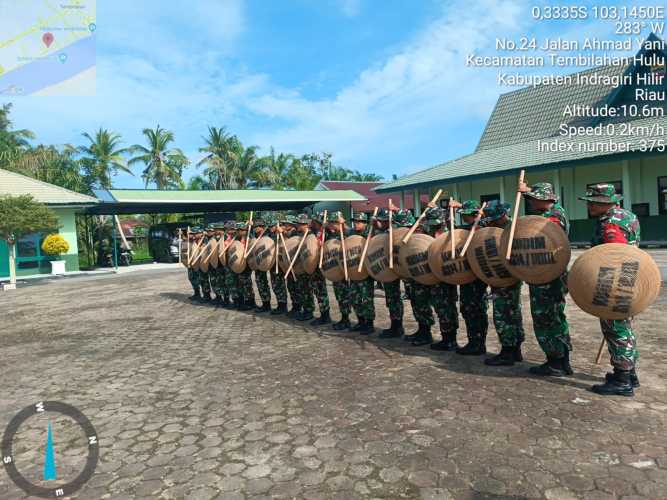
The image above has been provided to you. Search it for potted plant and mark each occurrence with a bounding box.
[42,234,70,275]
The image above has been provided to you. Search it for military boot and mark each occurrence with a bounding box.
[201,292,212,303]
[606,368,639,388]
[411,324,433,346]
[240,298,256,311]
[529,356,570,377]
[403,324,422,342]
[332,314,351,330]
[456,334,486,355]
[351,319,366,332]
[592,369,634,397]
[220,296,231,308]
[189,290,201,301]
[514,343,524,362]
[256,301,271,313]
[234,296,244,310]
[484,346,516,366]
[430,330,459,351]
[297,310,314,322]
[310,311,331,326]
[287,304,301,318]
[359,320,375,335]
[379,319,404,339]
[271,302,288,315]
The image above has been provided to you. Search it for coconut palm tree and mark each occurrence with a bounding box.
[256,148,296,189]
[128,125,189,189]
[78,128,132,189]
[349,170,384,182]
[197,126,239,189]
[232,144,262,188]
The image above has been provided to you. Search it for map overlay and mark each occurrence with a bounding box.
[0,0,96,96]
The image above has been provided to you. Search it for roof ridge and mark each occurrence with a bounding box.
[0,168,98,202]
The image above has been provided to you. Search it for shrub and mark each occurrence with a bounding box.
[42,234,70,256]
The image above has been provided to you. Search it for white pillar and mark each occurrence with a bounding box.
[622,160,632,209]
[8,240,17,286]
[400,191,405,209]
[553,169,561,203]
[413,189,421,215]
[499,176,506,203]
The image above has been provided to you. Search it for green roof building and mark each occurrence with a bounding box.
[0,168,98,279]
[376,34,667,244]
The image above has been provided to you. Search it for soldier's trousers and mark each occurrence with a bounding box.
[309,269,330,314]
[298,274,315,313]
[218,267,230,299]
[600,319,638,371]
[255,271,271,304]
[210,268,224,298]
[239,269,255,304]
[351,277,375,321]
[431,283,458,334]
[187,269,200,294]
[460,279,488,341]
[409,281,434,327]
[199,270,212,296]
[529,276,571,358]
[383,280,403,321]
[286,275,300,309]
[225,268,239,300]
[270,270,287,304]
[333,281,351,316]
[491,283,524,348]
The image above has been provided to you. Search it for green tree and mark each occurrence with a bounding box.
[129,125,189,189]
[349,170,383,182]
[187,175,214,190]
[256,148,296,189]
[0,104,34,162]
[197,126,238,189]
[286,157,320,190]
[0,195,59,287]
[78,128,132,189]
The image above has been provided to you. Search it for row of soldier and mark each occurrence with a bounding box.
[185,182,642,397]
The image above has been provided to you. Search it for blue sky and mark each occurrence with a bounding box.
[1,0,650,188]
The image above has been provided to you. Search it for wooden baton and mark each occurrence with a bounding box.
[459,201,487,258]
[318,210,328,269]
[358,207,379,273]
[505,170,525,260]
[388,200,394,269]
[285,230,308,278]
[449,198,455,256]
[402,189,444,244]
[339,217,349,281]
[595,337,606,364]
[243,211,254,256]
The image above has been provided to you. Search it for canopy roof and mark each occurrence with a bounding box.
[0,168,98,207]
[88,188,366,214]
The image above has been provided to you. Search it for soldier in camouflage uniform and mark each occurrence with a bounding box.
[251,218,273,313]
[455,201,490,355]
[209,223,229,307]
[198,228,213,303]
[308,213,332,326]
[187,228,204,301]
[279,215,302,318]
[294,214,316,321]
[373,208,406,339]
[518,182,573,376]
[422,207,460,351]
[268,217,288,315]
[236,221,257,311]
[482,200,526,367]
[222,221,240,309]
[349,212,375,334]
[327,212,353,331]
[581,184,641,396]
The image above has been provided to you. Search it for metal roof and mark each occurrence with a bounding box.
[88,188,367,214]
[375,114,667,193]
[0,168,99,206]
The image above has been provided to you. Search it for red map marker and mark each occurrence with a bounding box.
[42,32,54,48]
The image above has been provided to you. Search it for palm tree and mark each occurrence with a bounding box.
[256,148,295,189]
[187,175,213,190]
[232,144,262,188]
[128,125,189,189]
[78,128,132,189]
[197,126,239,189]
[349,171,384,182]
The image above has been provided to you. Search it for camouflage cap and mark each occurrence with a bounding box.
[578,183,623,204]
[458,200,481,215]
[253,218,266,227]
[394,211,416,228]
[191,226,204,234]
[266,216,277,227]
[281,214,298,225]
[208,222,226,230]
[482,200,511,222]
[311,211,326,224]
[524,182,559,202]
[327,211,346,223]
[374,209,390,221]
[235,222,248,230]
[224,220,236,230]
[295,213,311,225]
[351,212,369,223]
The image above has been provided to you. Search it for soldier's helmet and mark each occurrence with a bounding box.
[351,212,369,223]
[235,222,248,230]
[525,182,559,202]
[578,183,623,204]
[295,213,311,225]
[209,222,225,231]
[328,211,346,223]
[253,218,266,227]
[191,226,204,234]
[374,208,390,221]
[311,212,326,224]
[458,200,481,215]
[482,200,511,222]
[394,211,416,227]
[282,214,298,226]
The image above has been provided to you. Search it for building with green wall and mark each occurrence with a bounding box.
[376,35,667,245]
[0,168,98,279]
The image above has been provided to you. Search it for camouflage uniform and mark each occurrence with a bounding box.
[522,183,572,368]
[281,216,301,315]
[326,221,352,321]
[250,220,272,310]
[456,201,489,353]
[481,201,525,365]
[349,214,375,323]
[268,221,288,310]
[198,234,212,299]
[581,185,641,391]
[236,222,256,308]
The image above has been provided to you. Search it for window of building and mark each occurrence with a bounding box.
[16,233,48,270]
[632,203,650,217]
[659,177,667,215]
[586,181,623,218]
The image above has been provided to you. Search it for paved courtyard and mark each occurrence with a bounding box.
[1,268,667,499]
